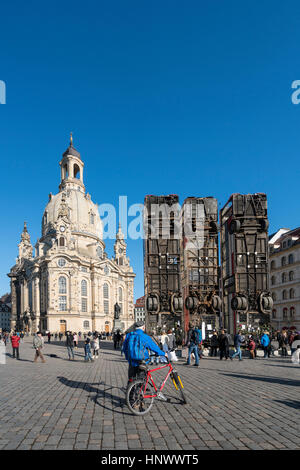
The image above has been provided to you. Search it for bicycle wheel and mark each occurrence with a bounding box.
[172,371,187,404]
[126,379,154,416]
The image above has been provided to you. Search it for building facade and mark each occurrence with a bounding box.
[0,294,11,331]
[269,227,300,331]
[8,137,135,334]
[134,296,145,323]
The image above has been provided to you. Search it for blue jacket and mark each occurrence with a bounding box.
[234,334,243,348]
[122,329,165,367]
[260,334,270,347]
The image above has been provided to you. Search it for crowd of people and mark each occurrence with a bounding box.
[1,325,299,365]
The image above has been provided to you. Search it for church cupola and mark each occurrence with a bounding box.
[59,133,85,192]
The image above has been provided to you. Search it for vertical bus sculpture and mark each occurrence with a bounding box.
[144,195,183,332]
[181,197,222,334]
[220,193,273,334]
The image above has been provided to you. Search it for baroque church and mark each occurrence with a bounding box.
[8,136,135,334]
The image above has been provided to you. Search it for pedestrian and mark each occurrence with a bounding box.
[20,331,24,343]
[164,329,177,362]
[73,332,78,348]
[230,330,244,361]
[218,329,229,360]
[210,331,219,357]
[113,330,121,350]
[47,331,51,343]
[261,331,271,358]
[248,336,256,359]
[59,332,63,341]
[185,323,200,367]
[279,330,289,357]
[84,338,93,362]
[66,331,75,360]
[54,332,58,341]
[33,332,46,363]
[91,334,100,359]
[11,331,21,360]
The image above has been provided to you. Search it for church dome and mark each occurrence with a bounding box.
[42,188,102,241]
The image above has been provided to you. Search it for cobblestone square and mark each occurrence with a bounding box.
[0,338,299,451]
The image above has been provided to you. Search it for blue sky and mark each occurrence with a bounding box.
[1,1,300,300]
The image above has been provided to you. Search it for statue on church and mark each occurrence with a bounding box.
[114,302,121,320]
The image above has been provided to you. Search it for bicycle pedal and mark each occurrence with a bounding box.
[156,392,168,402]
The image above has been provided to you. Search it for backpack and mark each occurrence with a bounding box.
[126,332,147,363]
[190,329,199,345]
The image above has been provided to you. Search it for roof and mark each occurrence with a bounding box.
[135,296,145,308]
[62,144,81,159]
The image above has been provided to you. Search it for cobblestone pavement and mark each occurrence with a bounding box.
[0,338,299,451]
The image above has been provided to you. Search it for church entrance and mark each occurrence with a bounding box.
[60,320,66,334]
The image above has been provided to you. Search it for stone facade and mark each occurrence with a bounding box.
[269,227,300,331]
[8,137,135,334]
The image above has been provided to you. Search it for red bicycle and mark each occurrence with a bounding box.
[126,357,187,416]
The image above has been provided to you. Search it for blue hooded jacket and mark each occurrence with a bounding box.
[260,334,270,347]
[122,329,165,367]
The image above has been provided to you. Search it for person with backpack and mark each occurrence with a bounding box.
[122,321,166,385]
[261,331,271,358]
[185,323,201,367]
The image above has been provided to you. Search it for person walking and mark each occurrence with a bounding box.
[47,331,51,343]
[33,332,46,363]
[84,338,93,362]
[91,334,100,359]
[218,330,230,360]
[185,323,200,367]
[261,331,271,358]
[73,332,78,348]
[248,336,256,359]
[230,330,244,361]
[66,331,75,360]
[11,331,21,360]
[210,331,219,357]
[164,329,177,362]
[279,330,289,357]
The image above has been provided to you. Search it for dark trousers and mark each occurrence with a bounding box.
[128,365,145,383]
[210,346,218,357]
[12,347,19,359]
[220,348,229,360]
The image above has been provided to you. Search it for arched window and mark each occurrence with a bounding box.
[74,164,80,179]
[288,254,294,264]
[281,257,286,267]
[283,308,288,318]
[289,288,295,299]
[81,280,87,296]
[81,280,87,312]
[290,307,295,318]
[282,290,287,300]
[103,283,109,299]
[271,276,276,286]
[119,287,123,314]
[272,292,277,301]
[270,260,276,269]
[272,309,276,319]
[282,272,287,283]
[289,271,294,281]
[59,276,67,294]
[103,283,109,314]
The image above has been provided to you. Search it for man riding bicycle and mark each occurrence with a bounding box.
[122,321,166,385]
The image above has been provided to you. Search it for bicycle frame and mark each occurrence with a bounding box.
[142,362,174,398]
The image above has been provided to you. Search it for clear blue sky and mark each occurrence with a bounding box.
[1,1,300,300]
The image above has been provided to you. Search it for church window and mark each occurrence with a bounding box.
[81,280,88,312]
[83,320,89,329]
[59,276,67,294]
[119,287,123,314]
[74,164,80,179]
[81,279,87,296]
[90,213,95,225]
[119,257,123,266]
[103,283,109,299]
[58,258,66,267]
[59,296,67,311]
[104,300,109,315]
[59,237,65,247]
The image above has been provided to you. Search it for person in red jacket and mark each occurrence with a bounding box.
[11,332,21,360]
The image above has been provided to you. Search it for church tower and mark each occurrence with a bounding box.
[114,224,129,267]
[59,133,85,192]
[18,222,33,261]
